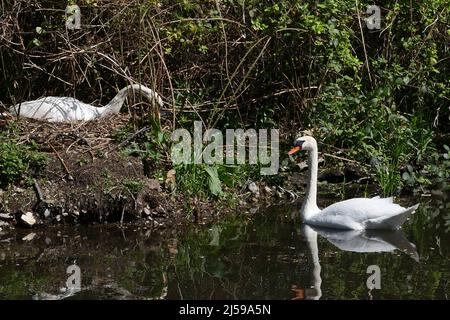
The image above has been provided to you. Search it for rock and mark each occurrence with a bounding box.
[22,233,37,242]
[20,212,37,227]
[34,201,58,220]
[143,207,152,216]
[296,161,309,171]
[248,182,260,197]
[0,221,9,230]
[44,209,51,218]
[264,186,272,194]
[0,213,13,220]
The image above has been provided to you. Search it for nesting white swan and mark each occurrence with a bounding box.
[9,84,163,123]
[289,136,419,230]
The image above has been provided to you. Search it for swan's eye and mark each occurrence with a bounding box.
[295,140,305,147]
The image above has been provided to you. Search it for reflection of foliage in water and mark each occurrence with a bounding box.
[0,197,449,299]
[0,269,52,299]
[168,209,305,299]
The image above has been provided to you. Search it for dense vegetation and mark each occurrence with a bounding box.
[1,0,449,197]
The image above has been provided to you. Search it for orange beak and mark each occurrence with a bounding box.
[288,146,301,155]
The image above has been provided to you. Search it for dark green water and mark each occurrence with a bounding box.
[0,194,449,299]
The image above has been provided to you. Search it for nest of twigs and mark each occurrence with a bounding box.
[14,113,131,155]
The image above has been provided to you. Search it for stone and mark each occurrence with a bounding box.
[22,233,37,242]
[0,213,13,220]
[143,207,152,216]
[0,221,9,229]
[297,161,309,171]
[20,212,37,227]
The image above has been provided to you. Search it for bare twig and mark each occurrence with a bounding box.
[33,178,44,202]
[49,143,73,180]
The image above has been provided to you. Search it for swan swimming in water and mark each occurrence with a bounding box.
[9,84,163,123]
[288,136,419,230]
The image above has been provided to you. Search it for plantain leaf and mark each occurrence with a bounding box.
[204,166,222,196]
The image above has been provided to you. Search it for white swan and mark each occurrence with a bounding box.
[289,136,419,230]
[9,84,163,123]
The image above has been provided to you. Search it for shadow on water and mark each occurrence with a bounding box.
[0,193,449,299]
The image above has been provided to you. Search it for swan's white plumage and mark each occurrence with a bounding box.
[10,97,103,122]
[9,84,163,123]
[307,198,418,230]
[293,136,419,230]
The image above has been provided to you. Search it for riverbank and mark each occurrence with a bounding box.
[0,114,380,232]
[0,115,281,231]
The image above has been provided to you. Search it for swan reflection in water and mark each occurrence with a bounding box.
[293,225,419,300]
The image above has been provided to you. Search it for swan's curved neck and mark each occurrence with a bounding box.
[99,84,163,117]
[301,143,320,220]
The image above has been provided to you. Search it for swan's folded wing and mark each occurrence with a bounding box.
[10,97,101,122]
[309,198,407,229]
[364,204,419,230]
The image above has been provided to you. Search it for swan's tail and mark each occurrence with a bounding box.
[365,204,419,230]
